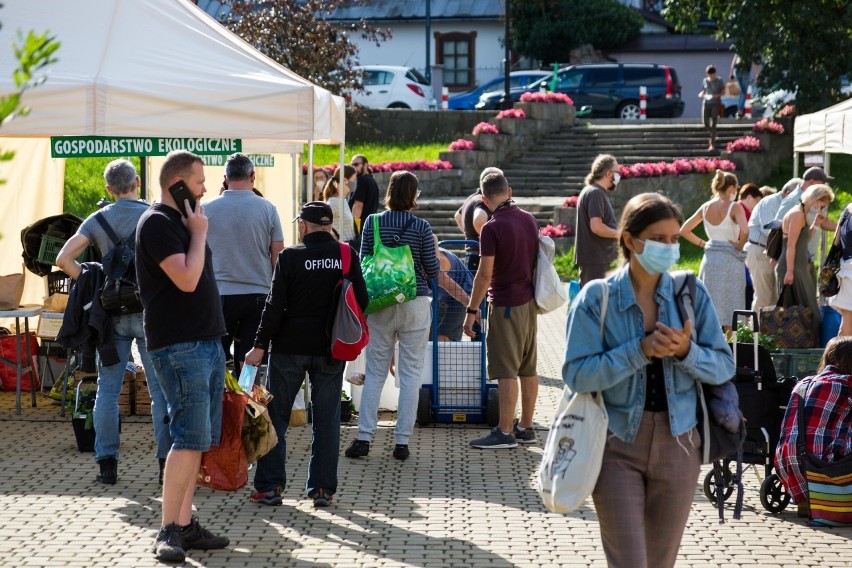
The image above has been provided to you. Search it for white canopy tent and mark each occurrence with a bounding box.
[0,0,345,306]
[793,97,852,175]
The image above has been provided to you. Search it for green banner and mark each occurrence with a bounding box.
[201,153,275,167]
[50,136,242,158]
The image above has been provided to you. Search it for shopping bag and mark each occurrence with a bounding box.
[534,235,567,314]
[0,268,24,310]
[0,331,40,391]
[538,387,608,513]
[759,286,817,348]
[724,80,741,97]
[361,217,416,315]
[198,389,249,491]
[290,384,307,427]
[242,397,278,463]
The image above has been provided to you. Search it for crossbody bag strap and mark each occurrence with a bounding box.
[393,217,417,244]
[339,242,351,276]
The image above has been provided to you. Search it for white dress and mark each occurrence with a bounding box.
[698,201,745,327]
[327,196,356,243]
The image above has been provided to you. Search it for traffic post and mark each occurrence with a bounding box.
[639,86,647,120]
[745,85,752,119]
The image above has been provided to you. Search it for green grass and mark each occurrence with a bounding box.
[64,157,142,219]
[306,141,452,168]
[763,153,852,221]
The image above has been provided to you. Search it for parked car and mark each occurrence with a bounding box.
[476,63,685,119]
[447,70,551,110]
[351,65,433,110]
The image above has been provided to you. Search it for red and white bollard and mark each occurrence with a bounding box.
[639,86,647,120]
[745,85,752,119]
[442,87,448,110]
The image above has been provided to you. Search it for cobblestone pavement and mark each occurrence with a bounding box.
[1,302,850,567]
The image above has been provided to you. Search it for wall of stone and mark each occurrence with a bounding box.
[346,109,496,144]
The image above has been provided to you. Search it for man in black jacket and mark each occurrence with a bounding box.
[348,154,380,233]
[244,201,368,509]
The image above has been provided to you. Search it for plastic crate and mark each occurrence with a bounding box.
[47,271,71,295]
[37,235,87,266]
[770,348,824,379]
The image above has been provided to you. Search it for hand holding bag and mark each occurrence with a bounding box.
[759,286,817,348]
[361,216,417,315]
[538,281,609,513]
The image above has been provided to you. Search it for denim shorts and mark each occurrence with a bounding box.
[148,340,225,452]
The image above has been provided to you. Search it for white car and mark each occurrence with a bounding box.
[351,65,434,110]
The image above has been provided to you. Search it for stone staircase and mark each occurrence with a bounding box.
[418,121,758,242]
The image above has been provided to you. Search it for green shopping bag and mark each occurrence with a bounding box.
[361,216,417,315]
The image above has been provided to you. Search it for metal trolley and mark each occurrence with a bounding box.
[416,240,498,426]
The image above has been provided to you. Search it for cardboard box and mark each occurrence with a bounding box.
[135,368,151,416]
[37,312,64,339]
[118,369,135,417]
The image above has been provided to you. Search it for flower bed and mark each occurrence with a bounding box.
[448,139,475,151]
[775,104,797,119]
[726,136,763,153]
[304,159,453,175]
[541,224,574,238]
[520,91,573,105]
[618,157,736,179]
[562,195,578,208]
[472,122,499,136]
[496,108,526,119]
[752,119,785,135]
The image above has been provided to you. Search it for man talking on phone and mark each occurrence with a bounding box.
[136,150,229,563]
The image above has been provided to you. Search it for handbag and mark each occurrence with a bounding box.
[759,286,817,348]
[724,79,741,97]
[796,379,852,526]
[765,227,784,261]
[198,374,249,491]
[819,217,845,297]
[537,280,609,513]
[361,216,417,315]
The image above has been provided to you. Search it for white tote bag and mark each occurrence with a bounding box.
[538,281,609,513]
[535,235,568,314]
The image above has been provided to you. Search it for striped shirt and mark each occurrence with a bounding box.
[746,190,784,247]
[360,210,440,297]
[774,366,852,503]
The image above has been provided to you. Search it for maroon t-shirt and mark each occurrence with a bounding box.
[479,204,538,307]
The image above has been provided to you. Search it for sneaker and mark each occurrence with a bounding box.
[152,523,185,563]
[180,516,229,550]
[470,427,518,449]
[392,444,410,460]
[96,457,117,485]
[312,488,333,508]
[249,487,283,506]
[512,419,537,444]
[344,439,370,458]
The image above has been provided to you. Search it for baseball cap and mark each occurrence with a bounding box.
[293,201,333,225]
[803,167,834,183]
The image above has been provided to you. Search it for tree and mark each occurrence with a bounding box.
[661,0,852,113]
[219,0,390,95]
[0,29,60,127]
[510,0,643,65]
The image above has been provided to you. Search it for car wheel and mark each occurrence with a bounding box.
[388,102,410,109]
[617,101,641,120]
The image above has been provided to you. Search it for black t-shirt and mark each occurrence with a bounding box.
[348,173,380,224]
[458,190,491,251]
[136,203,225,351]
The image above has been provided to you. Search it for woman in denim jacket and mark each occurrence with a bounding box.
[563,193,735,568]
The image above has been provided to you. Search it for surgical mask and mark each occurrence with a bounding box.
[612,172,621,186]
[315,180,324,189]
[634,238,680,275]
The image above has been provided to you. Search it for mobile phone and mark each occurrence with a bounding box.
[168,180,196,217]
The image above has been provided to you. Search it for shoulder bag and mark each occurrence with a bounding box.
[360,216,417,315]
[759,285,817,348]
[819,215,846,297]
[538,281,609,513]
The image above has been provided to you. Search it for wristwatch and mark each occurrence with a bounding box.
[466,307,477,315]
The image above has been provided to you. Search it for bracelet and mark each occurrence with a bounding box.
[466,308,478,315]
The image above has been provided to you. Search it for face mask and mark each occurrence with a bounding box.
[612,172,621,186]
[634,238,680,275]
[315,180,324,189]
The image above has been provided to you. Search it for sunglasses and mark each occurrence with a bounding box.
[352,162,365,166]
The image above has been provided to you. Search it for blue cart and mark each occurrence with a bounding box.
[416,240,498,426]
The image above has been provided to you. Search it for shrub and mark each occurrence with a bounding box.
[472,122,499,136]
[752,119,785,135]
[448,139,475,151]
[519,91,574,105]
[553,249,579,281]
[726,136,763,153]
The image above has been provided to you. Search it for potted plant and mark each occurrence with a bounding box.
[341,390,355,422]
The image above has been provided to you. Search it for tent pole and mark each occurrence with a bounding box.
[140,156,147,201]
[793,152,798,178]
[338,143,345,235]
[307,142,314,203]
[825,153,832,178]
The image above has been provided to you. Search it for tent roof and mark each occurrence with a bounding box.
[0,0,345,145]
[794,97,852,155]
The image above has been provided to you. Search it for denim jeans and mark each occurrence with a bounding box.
[357,296,431,445]
[93,313,173,462]
[148,340,225,451]
[254,353,345,497]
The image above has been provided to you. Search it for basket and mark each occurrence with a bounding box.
[37,235,87,266]
[47,271,72,295]
[770,348,824,379]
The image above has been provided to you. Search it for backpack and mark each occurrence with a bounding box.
[94,212,143,315]
[329,243,369,361]
[534,235,567,314]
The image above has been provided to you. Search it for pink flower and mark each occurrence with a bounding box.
[776,104,797,119]
[496,108,527,119]
[448,138,475,151]
[726,136,763,153]
[472,122,499,136]
[562,195,578,208]
[752,119,785,135]
[519,92,574,105]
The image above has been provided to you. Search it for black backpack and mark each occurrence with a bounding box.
[94,212,144,315]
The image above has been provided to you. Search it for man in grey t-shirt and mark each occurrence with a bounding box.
[700,64,725,151]
[574,154,620,287]
[205,153,284,374]
[56,159,172,486]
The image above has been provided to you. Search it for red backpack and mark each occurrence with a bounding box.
[330,243,369,361]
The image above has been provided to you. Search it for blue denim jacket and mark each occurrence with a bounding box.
[562,266,735,443]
